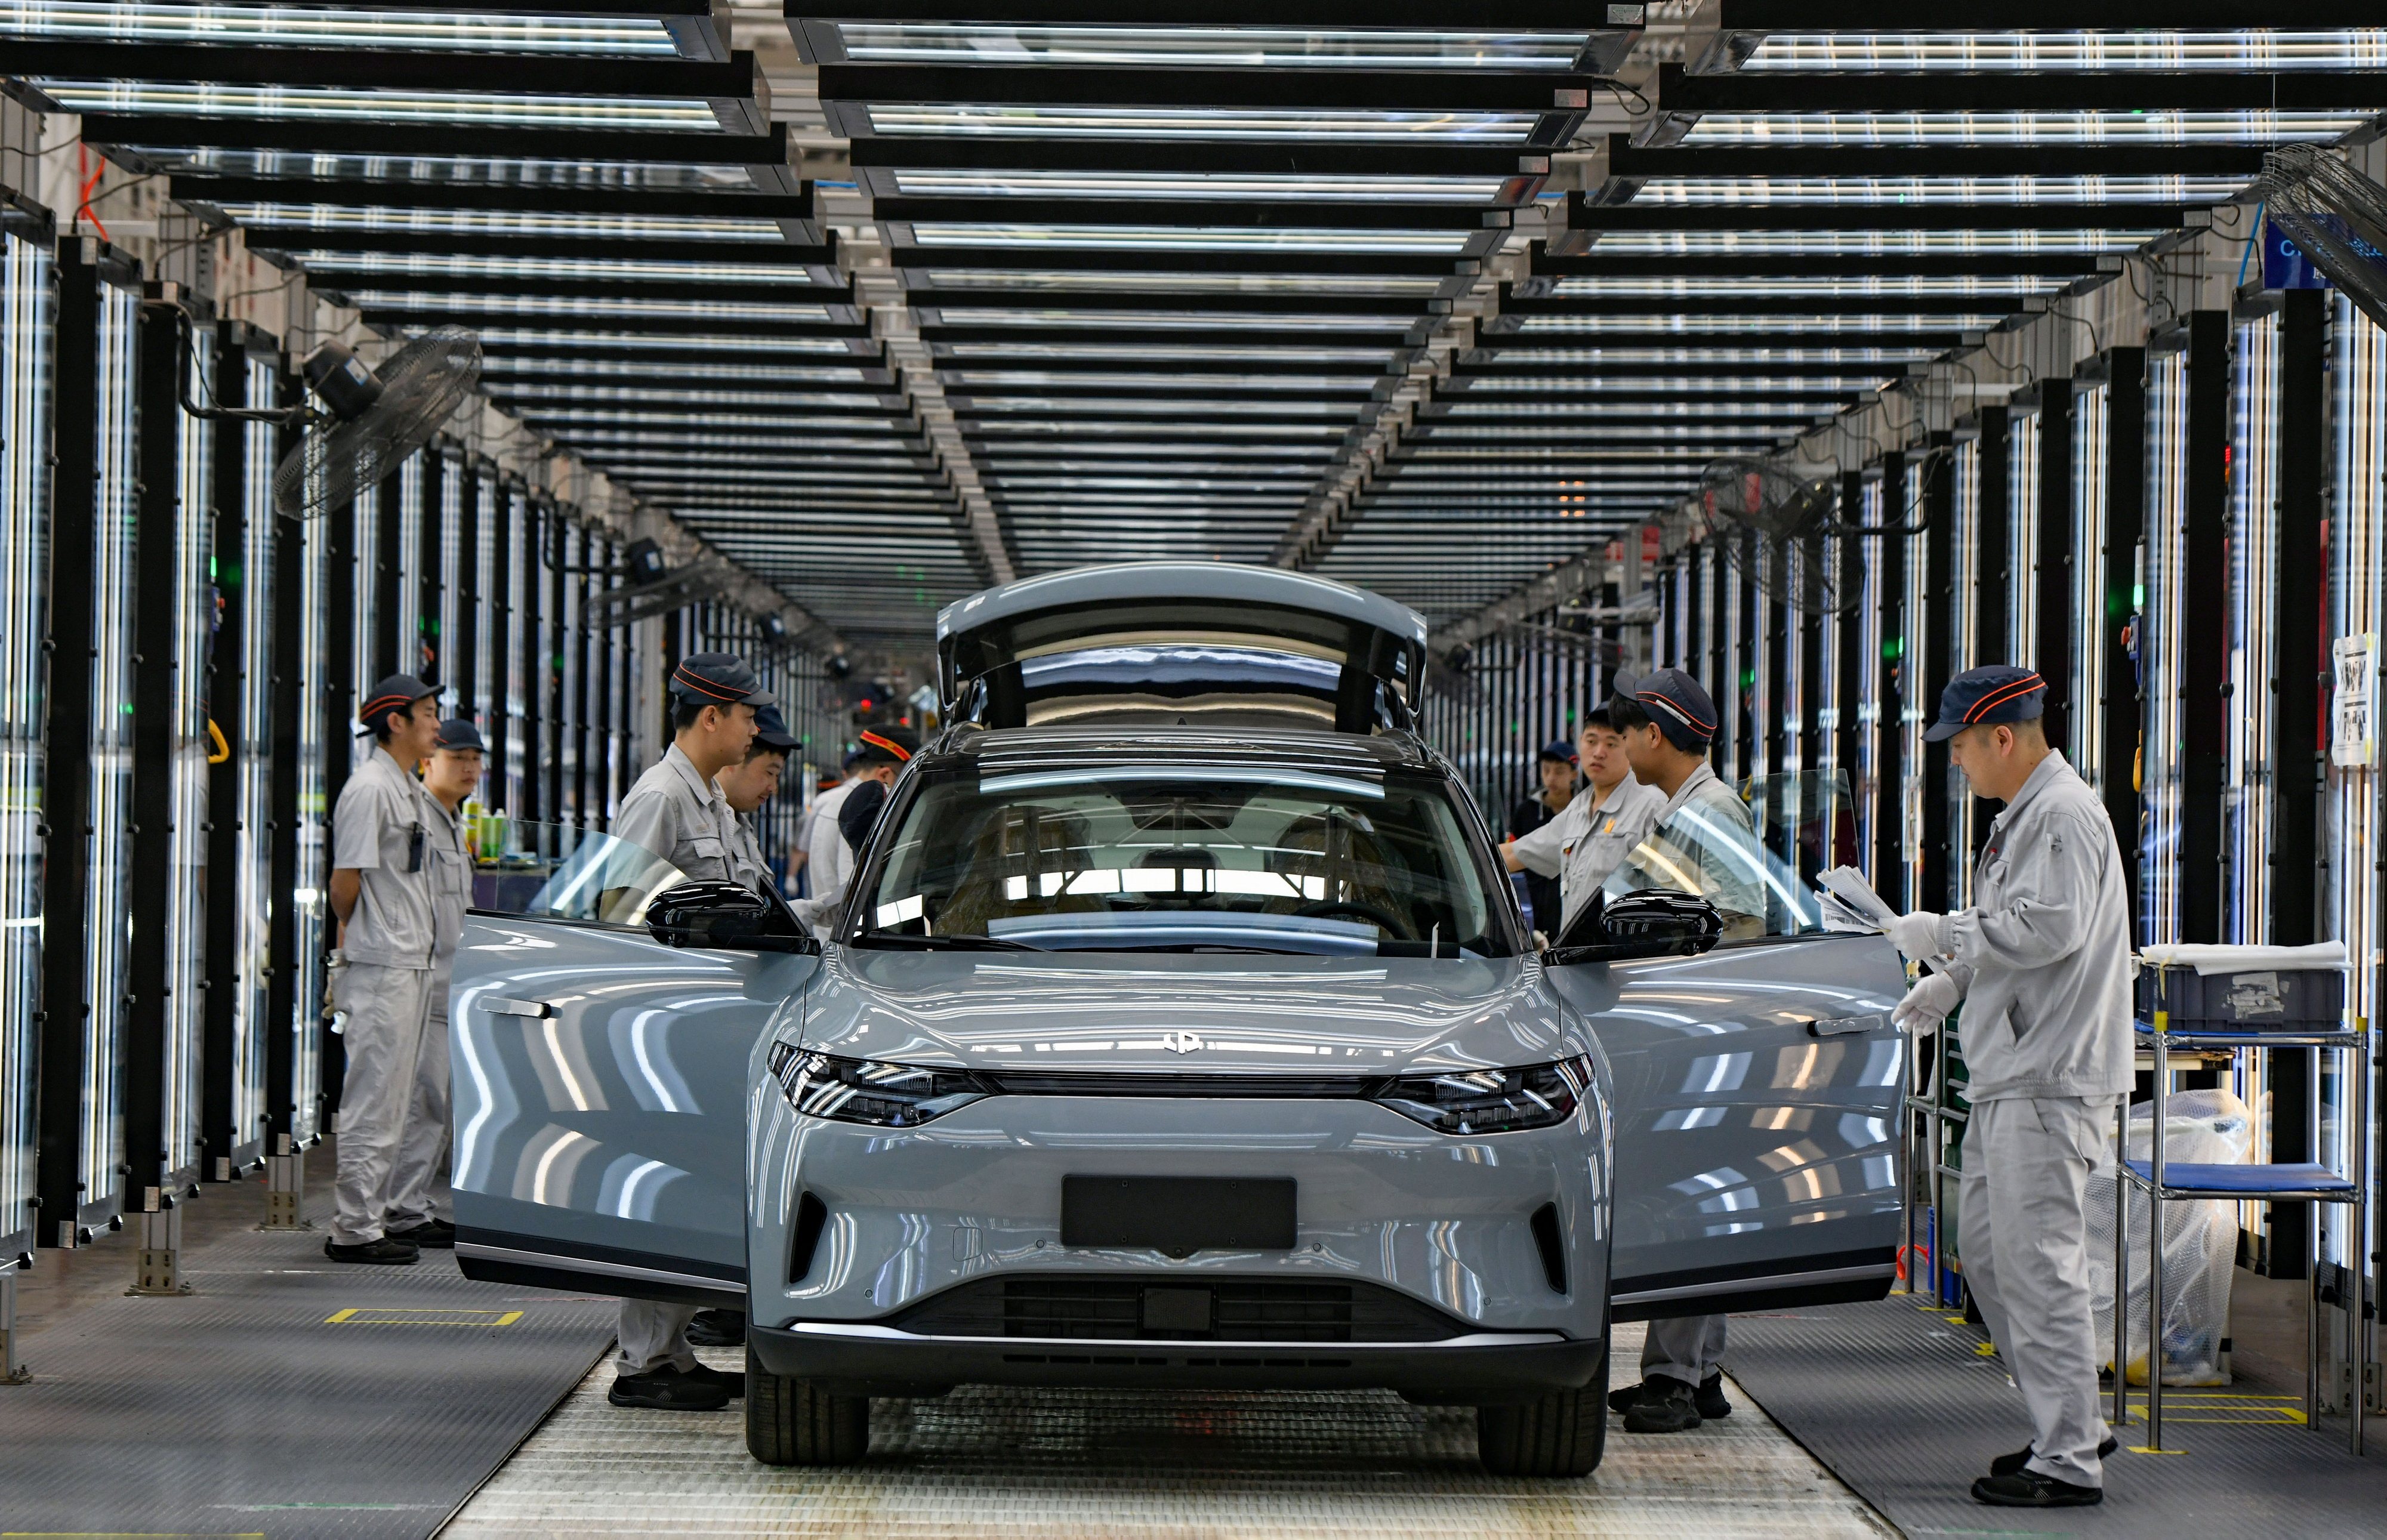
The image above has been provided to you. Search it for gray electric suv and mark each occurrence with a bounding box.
[449,563,1906,1479]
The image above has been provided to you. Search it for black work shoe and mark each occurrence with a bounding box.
[685,1360,744,1400]
[609,1363,732,1412]
[1695,1371,1731,1421]
[686,1307,747,1347]
[1989,1436,2118,1477]
[1623,1375,1703,1434]
[387,1218,455,1249]
[323,1236,418,1265]
[1972,1470,2104,1507]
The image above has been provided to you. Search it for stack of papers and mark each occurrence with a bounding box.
[1815,865,1896,934]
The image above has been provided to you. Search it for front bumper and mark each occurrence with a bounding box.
[750,1318,1604,1403]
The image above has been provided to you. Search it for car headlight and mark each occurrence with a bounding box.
[768,1044,988,1128]
[1371,1056,1592,1135]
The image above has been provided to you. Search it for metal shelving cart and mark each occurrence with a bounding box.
[2120,1004,2371,1455]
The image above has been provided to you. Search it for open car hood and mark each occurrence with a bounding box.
[935,562,1428,734]
[794,947,1565,1079]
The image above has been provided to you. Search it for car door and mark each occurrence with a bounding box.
[1548,932,1908,1319]
[450,913,816,1306]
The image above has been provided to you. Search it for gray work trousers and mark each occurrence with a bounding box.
[386,969,452,1232]
[330,961,438,1245]
[616,1300,701,1376]
[1961,1094,2117,1489]
[1642,1313,1726,1385]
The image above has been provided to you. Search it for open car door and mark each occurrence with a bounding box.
[1546,791,1908,1319]
[449,827,819,1306]
[936,561,1428,733]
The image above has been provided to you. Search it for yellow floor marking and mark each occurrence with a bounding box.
[322,1307,522,1326]
[1975,1342,1999,1356]
[2124,1445,2189,1454]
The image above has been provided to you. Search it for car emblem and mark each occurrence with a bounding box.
[1159,1030,1204,1054]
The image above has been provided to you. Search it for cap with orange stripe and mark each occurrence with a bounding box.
[1923,665,2046,742]
[1611,667,1718,754]
[668,651,775,709]
[853,726,915,766]
[357,673,437,734]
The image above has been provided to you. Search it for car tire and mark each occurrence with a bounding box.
[745,1348,869,1466]
[1475,1341,1608,1477]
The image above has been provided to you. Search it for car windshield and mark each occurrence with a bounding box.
[1599,770,1839,942]
[465,818,689,926]
[852,761,1515,956]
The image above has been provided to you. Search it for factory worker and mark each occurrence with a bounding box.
[1885,666,2132,1510]
[604,652,772,1412]
[323,676,445,1266]
[377,717,482,1252]
[1596,668,1757,1433]
[1502,705,1670,941]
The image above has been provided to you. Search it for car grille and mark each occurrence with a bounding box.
[887,1276,1464,1343]
[975,1070,1380,1098]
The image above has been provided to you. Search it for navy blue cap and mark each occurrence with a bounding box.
[752,703,798,751]
[359,673,436,729]
[433,718,485,753]
[1613,668,1718,752]
[1924,665,2046,742]
[1538,739,1578,766]
[670,651,775,709]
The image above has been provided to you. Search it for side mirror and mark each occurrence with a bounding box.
[646,879,818,954]
[1544,888,1723,965]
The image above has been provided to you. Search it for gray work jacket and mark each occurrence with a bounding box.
[331,745,442,969]
[613,744,738,884]
[1513,775,1669,934]
[1932,752,2134,1103]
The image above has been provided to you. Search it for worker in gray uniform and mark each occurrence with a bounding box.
[324,675,446,1265]
[604,652,771,1411]
[1886,666,2131,1510]
[1501,705,1669,940]
[380,717,483,1251]
[1600,668,1758,1433]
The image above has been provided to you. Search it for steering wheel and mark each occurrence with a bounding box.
[1297,899,1409,938]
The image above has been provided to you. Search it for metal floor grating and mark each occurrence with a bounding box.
[1722,1293,2387,1540]
[0,1166,615,1540]
[443,1322,1899,1538]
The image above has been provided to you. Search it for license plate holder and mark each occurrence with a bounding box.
[1060,1176,1297,1255]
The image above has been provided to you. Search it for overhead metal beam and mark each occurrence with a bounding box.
[891,245,1485,276]
[1657,60,2387,113]
[1474,328,1968,350]
[877,198,1516,229]
[168,174,815,223]
[852,135,1553,177]
[248,231,836,264]
[86,113,793,175]
[819,63,1608,112]
[1713,1,2386,29]
[1608,139,2270,180]
[7,38,764,100]
[794,1,1640,24]
[1496,292,2032,317]
[920,323,1417,346]
[1532,250,2111,278]
[906,288,1442,317]
[1566,196,2199,230]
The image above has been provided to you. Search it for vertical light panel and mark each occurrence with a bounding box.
[396,453,424,678]
[2326,292,2386,1277]
[229,356,277,1163]
[2232,314,2282,947]
[2142,348,2191,946]
[1900,474,1930,912]
[1947,437,1982,902]
[0,218,51,1258]
[162,325,215,1183]
[1854,480,1884,877]
[2007,408,2042,669]
[81,277,140,1218]
[290,458,331,1148]
[2070,384,2111,797]
[348,479,380,783]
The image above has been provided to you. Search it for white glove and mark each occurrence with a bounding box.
[1883,911,1948,965]
[1892,971,1961,1032]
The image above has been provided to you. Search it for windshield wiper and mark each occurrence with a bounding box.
[853,933,1044,952]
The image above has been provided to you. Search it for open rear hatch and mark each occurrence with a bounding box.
[937,563,1428,733]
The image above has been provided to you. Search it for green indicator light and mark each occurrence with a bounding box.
[2133,584,2146,608]
[1882,637,1906,662]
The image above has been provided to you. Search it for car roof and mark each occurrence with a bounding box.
[936,561,1427,650]
[924,723,1442,779]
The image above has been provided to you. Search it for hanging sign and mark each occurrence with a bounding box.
[2262,218,2337,291]
[2332,632,2377,768]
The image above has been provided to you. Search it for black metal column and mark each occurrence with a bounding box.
[1798,535,1825,881]
[2264,297,2328,1274]
[2178,311,2232,944]
[373,467,402,681]
[124,293,181,1205]
[317,493,356,1125]
[487,483,511,807]
[264,366,306,1158]
[36,239,106,1247]
[1972,407,2012,862]
[202,323,252,1180]
[1874,453,1908,900]
[2104,350,2148,922]
[1734,530,1757,783]
[2037,380,2077,753]
[417,450,443,684]
[1919,436,1956,911]
[1834,472,1864,844]
[453,458,480,719]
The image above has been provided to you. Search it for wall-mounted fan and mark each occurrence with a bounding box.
[1695,452,1942,616]
[160,307,480,518]
[2252,144,2387,329]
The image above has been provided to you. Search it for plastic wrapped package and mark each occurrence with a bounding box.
[2084,1088,2255,1386]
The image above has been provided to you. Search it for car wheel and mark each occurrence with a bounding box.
[745,1347,869,1466]
[1475,1340,1608,1477]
